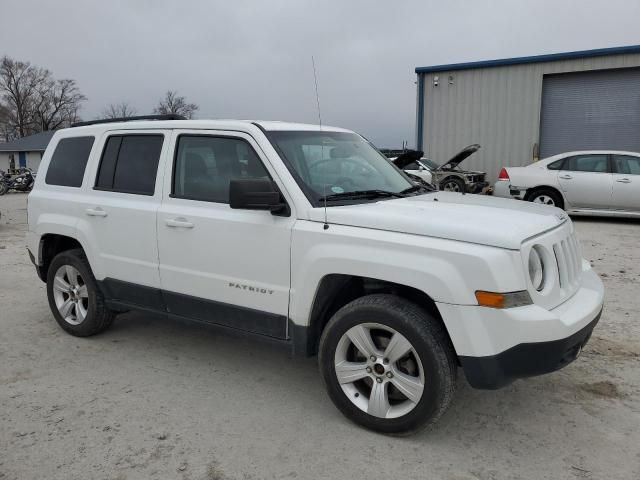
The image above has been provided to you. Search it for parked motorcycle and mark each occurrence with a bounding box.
[0,168,35,195]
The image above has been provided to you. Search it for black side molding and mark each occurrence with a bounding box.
[97,278,288,340]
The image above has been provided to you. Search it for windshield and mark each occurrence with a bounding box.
[421,158,439,170]
[268,131,413,204]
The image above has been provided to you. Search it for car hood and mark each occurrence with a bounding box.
[311,192,567,250]
[439,144,481,170]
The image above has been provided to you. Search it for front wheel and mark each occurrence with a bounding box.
[439,177,466,193]
[319,294,457,435]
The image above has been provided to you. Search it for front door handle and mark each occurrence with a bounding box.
[86,207,107,217]
[616,178,631,183]
[559,174,573,180]
[165,218,194,228]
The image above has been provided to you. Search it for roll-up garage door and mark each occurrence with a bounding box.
[539,67,640,158]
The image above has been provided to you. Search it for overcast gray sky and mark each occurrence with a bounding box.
[2,0,639,147]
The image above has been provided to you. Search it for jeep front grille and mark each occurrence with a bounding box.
[553,232,581,290]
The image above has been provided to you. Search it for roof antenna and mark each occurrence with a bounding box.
[312,56,323,131]
[312,55,329,230]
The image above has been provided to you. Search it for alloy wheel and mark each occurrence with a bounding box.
[532,194,555,206]
[334,323,425,419]
[442,181,461,192]
[52,265,89,325]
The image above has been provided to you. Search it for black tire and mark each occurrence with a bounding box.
[439,176,466,193]
[319,294,457,435]
[46,248,115,337]
[0,183,7,195]
[526,188,564,209]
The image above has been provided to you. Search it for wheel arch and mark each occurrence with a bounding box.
[291,274,455,359]
[37,233,86,282]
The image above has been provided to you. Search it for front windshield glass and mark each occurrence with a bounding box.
[421,158,439,170]
[268,131,413,203]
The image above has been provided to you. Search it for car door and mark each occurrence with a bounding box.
[78,130,169,306]
[611,154,640,212]
[556,154,613,209]
[156,130,295,338]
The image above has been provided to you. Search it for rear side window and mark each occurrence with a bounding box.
[45,136,95,187]
[95,135,164,195]
[565,154,609,173]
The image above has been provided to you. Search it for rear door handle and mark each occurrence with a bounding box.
[559,174,573,180]
[85,207,107,217]
[616,178,631,183]
[165,218,194,228]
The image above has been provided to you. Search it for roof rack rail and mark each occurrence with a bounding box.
[71,114,187,128]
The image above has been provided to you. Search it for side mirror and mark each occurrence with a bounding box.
[229,178,290,216]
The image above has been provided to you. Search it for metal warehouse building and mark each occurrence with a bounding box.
[414,45,640,182]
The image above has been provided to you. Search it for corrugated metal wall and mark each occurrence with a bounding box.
[418,53,640,182]
[539,67,640,157]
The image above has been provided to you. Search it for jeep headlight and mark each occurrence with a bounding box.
[528,246,545,291]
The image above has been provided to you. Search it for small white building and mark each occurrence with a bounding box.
[0,131,55,173]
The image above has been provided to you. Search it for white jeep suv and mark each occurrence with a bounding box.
[27,116,604,434]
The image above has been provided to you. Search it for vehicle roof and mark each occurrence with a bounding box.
[58,119,353,135]
[538,150,640,164]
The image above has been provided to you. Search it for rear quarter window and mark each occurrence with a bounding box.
[45,136,95,187]
[546,158,565,170]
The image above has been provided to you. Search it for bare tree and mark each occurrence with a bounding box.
[0,56,48,138]
[101,102,138,119]
[0,102,11,141]
[153,90,199,119]
[0,55,87,139]
[34,78,86,131]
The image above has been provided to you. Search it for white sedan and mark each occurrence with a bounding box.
[494,150,640,217]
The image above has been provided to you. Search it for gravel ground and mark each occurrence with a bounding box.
[1,192,639,480]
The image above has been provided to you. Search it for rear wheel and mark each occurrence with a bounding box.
[319,294,457,435]
[439,177,465,193]
[46,249,115,336]
[0,182,7,195]
[526,188,564,209]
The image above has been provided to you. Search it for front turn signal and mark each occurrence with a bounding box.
[475,290,532,309]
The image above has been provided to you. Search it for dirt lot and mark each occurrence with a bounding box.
[1,193,639,480]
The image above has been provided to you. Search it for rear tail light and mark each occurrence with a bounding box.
[498,168,510,180]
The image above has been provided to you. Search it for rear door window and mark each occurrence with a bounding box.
[95,134,164,195]
[45,136,95,187]
[565,155,609,173]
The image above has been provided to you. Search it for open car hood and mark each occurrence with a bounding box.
[391,150,423,170]
[439,144,480,170]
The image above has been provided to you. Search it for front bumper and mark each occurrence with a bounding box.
[466,181,489,194]
[460,309,600,389]
[436,267,604,389]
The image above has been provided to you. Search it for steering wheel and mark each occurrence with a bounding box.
[309,158,373,189]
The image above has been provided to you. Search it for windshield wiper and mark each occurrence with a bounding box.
[318,189,406,202]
